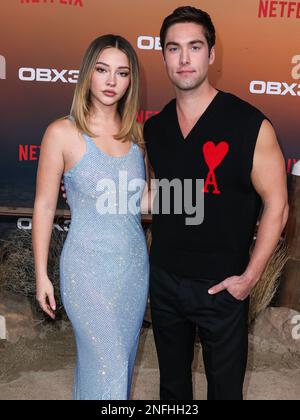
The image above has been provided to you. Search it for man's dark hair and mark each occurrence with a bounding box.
[160,6,216,54]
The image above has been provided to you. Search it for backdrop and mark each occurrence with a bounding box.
[0,0,299,218]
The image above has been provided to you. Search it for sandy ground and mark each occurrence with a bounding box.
[0,323,300,400]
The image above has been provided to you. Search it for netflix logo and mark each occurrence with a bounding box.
[19,145,41,161]
[136,110,159,124]
[258,1,300,18]
[20,0,84,7]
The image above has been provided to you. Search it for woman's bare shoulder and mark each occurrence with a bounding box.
[45,117,77,138]
[42,117,80,149]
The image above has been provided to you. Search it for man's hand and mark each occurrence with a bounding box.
[61,179,67,202]
[208,273,256,301]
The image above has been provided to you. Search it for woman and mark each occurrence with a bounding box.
[32,35,149,400]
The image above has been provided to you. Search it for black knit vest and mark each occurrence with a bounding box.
[144,91,267,281]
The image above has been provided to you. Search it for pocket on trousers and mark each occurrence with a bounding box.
[223,289,243,304]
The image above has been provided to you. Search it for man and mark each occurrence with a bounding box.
[144,6,289,400]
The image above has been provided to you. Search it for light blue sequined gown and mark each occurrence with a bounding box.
[59,130,149,400]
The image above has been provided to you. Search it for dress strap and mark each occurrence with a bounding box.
[68,115,93,146]
[82,133,94,145]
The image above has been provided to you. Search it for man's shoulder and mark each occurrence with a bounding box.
[144,99,175,133]
[222,91,266,120]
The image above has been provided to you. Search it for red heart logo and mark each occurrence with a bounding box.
[203,141,229,171]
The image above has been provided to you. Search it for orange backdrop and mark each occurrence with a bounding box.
[0,0,299,207]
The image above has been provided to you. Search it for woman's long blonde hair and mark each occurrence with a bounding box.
[70,34,143,147]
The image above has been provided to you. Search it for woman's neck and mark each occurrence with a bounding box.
[89,101,121,127]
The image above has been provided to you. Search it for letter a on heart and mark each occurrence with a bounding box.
[203,141,229,194]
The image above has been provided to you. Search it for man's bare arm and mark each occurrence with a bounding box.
[209,120,289,300]
[243,119,289,284]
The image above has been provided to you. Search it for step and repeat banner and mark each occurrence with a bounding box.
[0,0,299,234]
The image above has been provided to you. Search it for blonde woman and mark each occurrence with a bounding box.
[32,35,149,400]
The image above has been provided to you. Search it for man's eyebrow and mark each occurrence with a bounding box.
[165,40,205,48]
[165,42,180,48]
[189,40,205,45]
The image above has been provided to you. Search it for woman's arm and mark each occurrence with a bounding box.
[32,122,65,319]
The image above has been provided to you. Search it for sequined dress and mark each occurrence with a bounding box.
[60,131,149,400]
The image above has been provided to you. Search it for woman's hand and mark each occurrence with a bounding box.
[36,276,56,320]
[61,179,67,202]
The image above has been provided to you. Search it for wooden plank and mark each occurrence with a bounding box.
[0,206,153,223]
[0,207,34,216]
[0,207,70,217]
